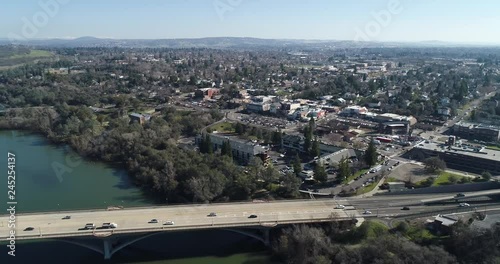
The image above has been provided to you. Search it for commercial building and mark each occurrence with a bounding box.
[453,122,500,142]
[196,133,267,164]
[194,88,220,99]
[379,121,410,135]
[405,141,500,175]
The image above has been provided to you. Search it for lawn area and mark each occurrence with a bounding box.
[486,145,500,151]
[9,49,52,59]
[210,121,235,133]
[355,181,379,195]
[432,172,468,186]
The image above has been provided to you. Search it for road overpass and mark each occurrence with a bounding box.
[3,190,500,259]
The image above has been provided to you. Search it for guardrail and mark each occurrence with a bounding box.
[4,215,361,241]
[0,199,328,217]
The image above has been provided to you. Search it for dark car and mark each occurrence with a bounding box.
[62,215,71,220]
[24,227,34,231]
[148,219,158,223]
[248,214,258,218]
[208,212,217,217]
[402,206,410,210]
[456,193,466,197]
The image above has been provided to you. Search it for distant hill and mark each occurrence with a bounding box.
[0,37,498,49]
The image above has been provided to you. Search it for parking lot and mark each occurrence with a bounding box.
[231,112,299,130]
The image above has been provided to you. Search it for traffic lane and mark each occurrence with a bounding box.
[1,200,343,236]
[7,207,348,239]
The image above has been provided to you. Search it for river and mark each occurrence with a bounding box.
[0,130,274,264]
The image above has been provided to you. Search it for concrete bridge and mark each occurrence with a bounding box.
[3,190,500,259]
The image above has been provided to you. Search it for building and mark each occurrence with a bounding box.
[453,122,500,142]
[129,113,151,125]
[379,122,410,135]
[196,133,266,164]
[387,182,406,192]
[405,141,500,175]
[246,102,271,113]
[340,105,368,116]
[281,101,301,111]
[194,88,220,99]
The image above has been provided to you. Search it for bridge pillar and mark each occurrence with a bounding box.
[103,239,112,260]
[262,228,270,247]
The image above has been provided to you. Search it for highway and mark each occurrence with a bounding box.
[1,200,350,240]
[3,190,500,241]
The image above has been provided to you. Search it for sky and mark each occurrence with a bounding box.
[2,0,500,44]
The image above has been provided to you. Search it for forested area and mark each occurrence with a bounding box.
[272,219,500,264]
[0,105,300,203]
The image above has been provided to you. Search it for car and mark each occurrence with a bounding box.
[459,203,470,207]
[335,205,346,209]
[148,219,158,223]
[62,215,71,220]
[163,221,175,225]
[248,214,258,218]
[208,212,217,217]
[102,222,118,229]
[84,223,96,229]
[24,227,34,231]
[402,206,410,210]
[456,193,466,197]
[363,210,372,215]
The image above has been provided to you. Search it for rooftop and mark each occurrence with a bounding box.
[416,141,500,162]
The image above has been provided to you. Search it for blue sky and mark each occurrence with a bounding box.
[2,0,500,43]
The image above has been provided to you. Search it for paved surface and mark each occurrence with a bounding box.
[4,189,500,241]
[1,200,350,240]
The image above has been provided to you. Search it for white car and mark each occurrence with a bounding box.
[335,205,346,209]
[163,221,175,225]
[459,203,470,207]
[363,210,372,215]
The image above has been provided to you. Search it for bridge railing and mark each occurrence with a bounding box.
[1,198,333,216]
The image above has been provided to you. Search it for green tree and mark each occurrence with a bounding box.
[221,140,232,158]
[423,157,446,173]
[272,131,283,147]
[311,136,320,157]
[338,156,351,183]
[293,154,302,176]
[303,126,312,154]
[482,171,492,181]
[314,163,328,183]
[364,139,378,166]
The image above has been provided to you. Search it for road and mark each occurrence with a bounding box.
[1,200,349,240]
[5,190,500,241]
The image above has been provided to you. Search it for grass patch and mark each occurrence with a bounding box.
[9,49,52,59]
[486,145,500,151]
[355,181,379,195]
[432,172,468,186]
[210,121,235,133]
[386,177,399,183]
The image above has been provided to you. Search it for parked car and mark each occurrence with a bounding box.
[62,215,71,220]
[248,214,258,218]
[402,206,410,210]
[24,227,34,231]
[363,210,372,215]
[456,193,466,197]
[208,212,217,217]
[148,219,158,223]
[459,203,470,207]
[84,223,95,229]
[163,221,175,225]
[335,205,346,209]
